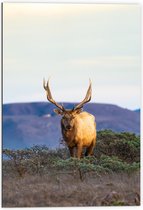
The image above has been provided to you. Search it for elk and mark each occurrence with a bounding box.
[43,79,96,159]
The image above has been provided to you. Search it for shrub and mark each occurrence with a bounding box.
[95,130,140,163]
[3,149,30,177]
[99,155,140,173]
[2,130,140,177]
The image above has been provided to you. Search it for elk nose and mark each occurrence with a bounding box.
[66,125,71,130]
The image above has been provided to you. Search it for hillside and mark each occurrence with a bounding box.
[3,102,140,149]
[3,130,140,206]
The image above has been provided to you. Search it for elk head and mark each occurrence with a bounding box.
[43,79,92,131]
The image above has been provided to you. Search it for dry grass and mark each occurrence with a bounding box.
[2,171,140,207]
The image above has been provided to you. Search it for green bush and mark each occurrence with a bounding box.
[53,154,140,174]
[3,130,140,177]
[53,157,97,171]
[95,130,140,163]
[99,155,140,173]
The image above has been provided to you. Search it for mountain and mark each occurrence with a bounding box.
[134,109,140,113]
[3,102,140,150]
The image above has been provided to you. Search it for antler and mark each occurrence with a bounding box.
[74,79,92,110]
[43,78,65,111]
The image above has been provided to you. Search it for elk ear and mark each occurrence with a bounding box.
[74,108,83,114]
[54,109,64,115]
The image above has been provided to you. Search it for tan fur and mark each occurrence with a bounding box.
[43,79,96,158]
[61,111,96,158]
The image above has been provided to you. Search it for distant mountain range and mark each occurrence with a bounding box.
[3,102,140,150]
[134,109,140,113]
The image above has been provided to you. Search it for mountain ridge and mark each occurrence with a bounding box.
[3,101,137,115]
[3,102,140,150]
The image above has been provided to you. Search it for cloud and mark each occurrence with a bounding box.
[68,55,140,67]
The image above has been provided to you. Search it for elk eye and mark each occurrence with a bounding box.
[66,125,71,130]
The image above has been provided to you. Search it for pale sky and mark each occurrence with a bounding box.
[3,3,141,110]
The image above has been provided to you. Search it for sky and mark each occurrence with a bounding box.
[3,3,141,110]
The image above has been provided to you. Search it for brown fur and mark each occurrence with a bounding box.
[55,109,96,158]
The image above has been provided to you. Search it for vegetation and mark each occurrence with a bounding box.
[3,130,140,177]
[95,130,140,162]
[2,130,140,207]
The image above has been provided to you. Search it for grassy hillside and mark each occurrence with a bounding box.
[2,130,140,207]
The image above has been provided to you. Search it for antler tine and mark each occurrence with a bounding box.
[43,78,64,111]
[74,79,92,110]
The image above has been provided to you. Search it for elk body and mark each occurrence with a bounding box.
[43,79,96,159]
